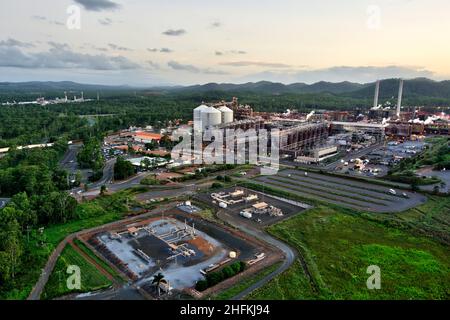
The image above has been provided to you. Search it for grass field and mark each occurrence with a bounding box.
[73,239,125,283]
[247,204,450,300]
[41,245,112,300]
[212,263,281,300]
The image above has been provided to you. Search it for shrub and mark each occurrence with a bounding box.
[211,182,223,189]
[206,271,224,287]
[195,280,209,292]
[230,262,241,274]
[222,266,235,279]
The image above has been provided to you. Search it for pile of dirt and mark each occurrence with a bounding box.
[187,236,215,255]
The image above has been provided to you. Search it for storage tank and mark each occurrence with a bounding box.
[218,106,234,124]
[193,104,209,131]
[240,210,252,219]
[201,106,222,130]
[219,202,227,209]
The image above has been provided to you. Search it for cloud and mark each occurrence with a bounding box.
[0,38,34,48]
[215,50,247,56]
[292,66,435,83]
[48,41,71,50]
[167,61,227,75]
[98,18,113,26]
[239,65,436,84]
[147,61,160,69]
[31,15,65,26]
[32,15,47,21]
[221,61,292,68]
[162,29,187,36]
[108,43,132,51]
[148,48,173,53]
[0,45,139,70]
[73,0,120,11]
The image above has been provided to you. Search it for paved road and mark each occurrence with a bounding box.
[215,210,298,300]
[59,143,82,174]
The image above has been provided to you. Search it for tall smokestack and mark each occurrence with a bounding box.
[373,80,380,109]
[396,79,404,118]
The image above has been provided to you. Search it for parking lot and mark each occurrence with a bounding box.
[196,187,308,226]
[253,169,427,213]
[332,140,427,178]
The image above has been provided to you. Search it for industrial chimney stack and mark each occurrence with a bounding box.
[373,80,380,109]
[396,79,404,118]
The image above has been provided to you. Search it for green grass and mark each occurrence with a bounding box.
[248,205,450,300]
[73,239,125,283]
[212,262,281,300]
[247,261,318,300]
[41,245,112,300]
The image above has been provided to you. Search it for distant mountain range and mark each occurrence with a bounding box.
[1,78,450,103]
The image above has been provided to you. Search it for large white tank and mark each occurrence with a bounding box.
[218,106,234,124]
[201,107,222,130]
[193,104,209,131]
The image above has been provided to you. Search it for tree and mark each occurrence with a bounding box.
[140,158,152,171]
[77,138,105,171]
[151,272,165,297]
[0,209,23,281]
[114,157,135,180]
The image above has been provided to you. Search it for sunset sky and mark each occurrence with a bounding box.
[1,0,449,85]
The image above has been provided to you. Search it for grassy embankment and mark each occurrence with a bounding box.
[240,182,449,300]
[41,245,112,300]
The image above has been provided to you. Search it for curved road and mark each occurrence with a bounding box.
[216,210,298,300]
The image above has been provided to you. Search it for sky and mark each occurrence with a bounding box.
[0,0,449,86]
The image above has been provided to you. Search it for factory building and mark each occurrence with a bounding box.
[270,121,330,157]
[192,98,332,160]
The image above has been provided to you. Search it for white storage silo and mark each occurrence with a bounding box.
[218,105,234,124]
[193,104,209,131]
[201,107,222,130]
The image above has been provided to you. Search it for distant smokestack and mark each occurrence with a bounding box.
[396,79,404,117]
[373,80,380,109]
